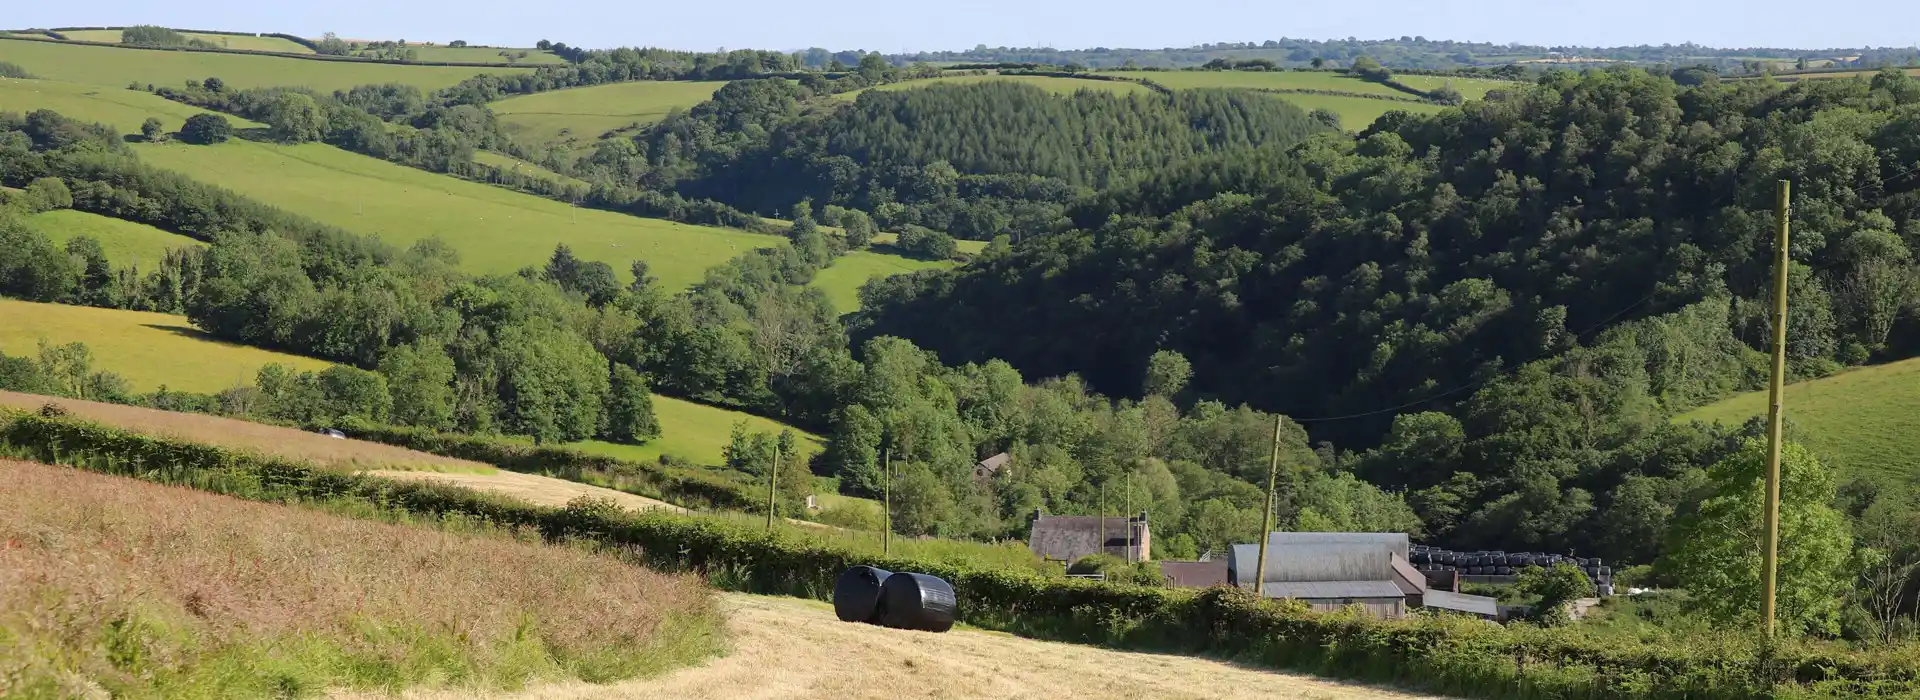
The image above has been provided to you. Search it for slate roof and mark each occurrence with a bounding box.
[1159,560,1229,588]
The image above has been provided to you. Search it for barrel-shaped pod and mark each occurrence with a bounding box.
[876,572,957,633]
[833,565,893,623]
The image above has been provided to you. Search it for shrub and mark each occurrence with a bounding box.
[1515,562,1591,626]
[178,113,231,144]
[0,61,35,79]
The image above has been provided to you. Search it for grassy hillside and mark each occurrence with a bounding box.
[1270,92,1443,129]
[0,299,332,392]
[1114,69,1413,97]
[22,209,204,265]
[1393,73,1518,100]
[0,458,718,697]
[471,149,588,188]
[836,74,1148,100]
[0,37,531,92]
[0,77,261,133]
[1678,357,1920,483]
[57,29,315,54]
[569,394,827,466]
[490,80,729,151]
[811,249,951,313]
[390,44,566,65]
[132,139,782,290]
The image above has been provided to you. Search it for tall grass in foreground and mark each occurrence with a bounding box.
[0,458,721,699]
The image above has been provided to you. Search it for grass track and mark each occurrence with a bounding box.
[811,249,950,313]
[23,209,204,266]
[56,29,315,54]
[132,139,782,290]
[0,37,531,92]
[490,80,729,151]
[1677,357,1920,483]
[0,299,332,393]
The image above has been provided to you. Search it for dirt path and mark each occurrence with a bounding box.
[365,468,684,513]
[355,593,1441,700]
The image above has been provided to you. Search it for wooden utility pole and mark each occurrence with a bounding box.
[1099,482,1107,556]
[1254,415,1283,597]
[1125,468,1134,563]
[766,443,781,532]
[882,442,892,556]
[1761,179,1792,639]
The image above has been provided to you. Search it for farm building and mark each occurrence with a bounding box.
[974,452,1010,482]
[1158,560,1229,588]
[1027,512,1150,563]
[1225,532,1498,620]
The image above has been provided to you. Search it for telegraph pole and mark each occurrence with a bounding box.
[765,442,781,531]
[882,440,892,556]
[1125,468,1134,563]
[1761,179,1791,639]
[1254,415,1283,597]
[1099,482,1107,556]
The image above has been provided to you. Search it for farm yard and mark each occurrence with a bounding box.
[490,80,730,151]
[0,300,332,393]
[0,36,531,92]
[131,138,783,290]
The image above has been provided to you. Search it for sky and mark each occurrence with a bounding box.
[10,0,1919,53]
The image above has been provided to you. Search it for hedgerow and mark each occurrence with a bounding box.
[4,408,1915,699]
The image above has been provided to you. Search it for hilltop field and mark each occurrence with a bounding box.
[1678,357,1920,484]
[22,209,203,266]
[54,28,315,53]
[835,73,1149,99]
[490,80,730,151]
[0,299,332,393]
[0,36,530,91]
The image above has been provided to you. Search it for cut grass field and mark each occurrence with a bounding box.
[565,394,826,467]
[132,139,783,290]
[836,73,1149,100]
[0,458,719,697]
[0,298,332,393]
[490,80,729,151]
[1677,357,1920,483]
[1,390,487,473]
[811,249,951,312]
[0,76,262,134]
[0,37,532,92]
[22,208,204,265]
[56,29,316,54]
[367,593,1437,700]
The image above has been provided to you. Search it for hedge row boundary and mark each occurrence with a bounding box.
[4,409,1914,699]
[0,33,542,69]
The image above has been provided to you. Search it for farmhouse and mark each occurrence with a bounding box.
[1225,532,1498,620]
[1027,512,1150,563]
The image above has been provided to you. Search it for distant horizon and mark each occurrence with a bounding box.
[8,0,1917,56]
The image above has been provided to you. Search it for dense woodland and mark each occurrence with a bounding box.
[10,58,1920,599]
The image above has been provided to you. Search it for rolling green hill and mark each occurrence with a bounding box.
[810,250,951,313]
[1393,73,1518,100]
[132,139,783,290]
[23,209,204,265]
[0,78,262,133]
[835,74,1148,100]
[1113,69,1413,97]
[1262,92,1443,129]
[489,80,730,152]
[1678,358,1920,484]
[384,44,566,65]
[0,298,333,393]
[56,29,315,54]
[0,37,531,92]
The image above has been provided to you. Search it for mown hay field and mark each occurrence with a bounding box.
[810,249,950,313]
[565,394,826,467]
[56,29,316,54]
[131,139,783,290]
[1678,356,1920,484]
[0,37,531,92]
[490,80,730,151]
[837,73,1149,100]
[363,593,1437,700]
[0,458,720,697]
[23,208,205,266]
[0,299,332,393]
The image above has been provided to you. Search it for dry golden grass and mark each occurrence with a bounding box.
[368,468,684,513]
[0,459,719,697]
[365,594,1440,700]
[0,390,489,472]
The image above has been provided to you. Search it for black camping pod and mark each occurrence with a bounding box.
[833,566,893,623]
[875,572,957,633]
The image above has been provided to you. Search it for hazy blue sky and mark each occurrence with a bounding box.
[11,0,1917,53]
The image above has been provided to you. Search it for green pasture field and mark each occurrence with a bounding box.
[1267,92,1443,130]
[1112,69,1413,98]
[810,249,951,313]
[836,74,1149,100]
[379,45,566,65]
[471,149,590,188]
[490,80,730,151]
[0,298,333,393]
[0,77,262,133]
[1391,74,1520,100]
[132,139,783,291]
[0,37,531,92]
[564,394,827,467]
[869,231,988,255]
[1677,357,1920,484]
[23,209,205,266]
[57,29,315,54]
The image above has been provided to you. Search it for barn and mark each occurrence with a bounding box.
[1225,532,1498,620]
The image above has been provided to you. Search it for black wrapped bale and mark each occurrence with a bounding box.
[833,565,893,623]
[875,572,957,633]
